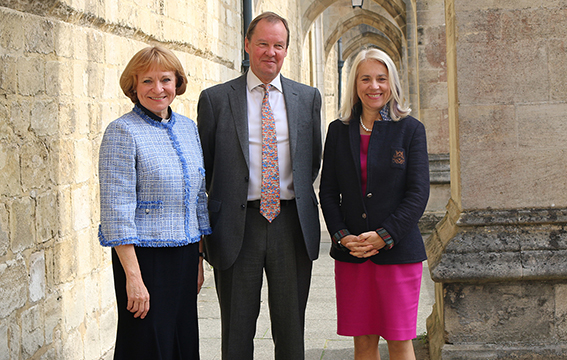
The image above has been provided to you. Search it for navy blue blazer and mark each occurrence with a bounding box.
[319,115,429,264]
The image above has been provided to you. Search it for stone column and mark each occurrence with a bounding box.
[425,0,567,359]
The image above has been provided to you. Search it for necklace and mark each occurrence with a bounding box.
[360,118,372,132]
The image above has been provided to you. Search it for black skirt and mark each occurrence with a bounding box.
[112,243,200,360]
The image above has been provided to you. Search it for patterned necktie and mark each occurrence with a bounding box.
[260,84,280,222]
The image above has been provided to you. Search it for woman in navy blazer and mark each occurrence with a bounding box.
[99,46,211,359]
[319,48,429,360]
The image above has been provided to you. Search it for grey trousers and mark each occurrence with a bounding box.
[213,202,313,360]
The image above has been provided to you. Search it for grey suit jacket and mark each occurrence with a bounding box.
[197,73,322,270]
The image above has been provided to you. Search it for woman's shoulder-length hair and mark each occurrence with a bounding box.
[339,48,410,122]
[120,45,188,103]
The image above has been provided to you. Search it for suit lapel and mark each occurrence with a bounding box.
[281,76,299,159]
[228,75,250,168]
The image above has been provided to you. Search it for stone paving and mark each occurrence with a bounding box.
[198,232,435,360]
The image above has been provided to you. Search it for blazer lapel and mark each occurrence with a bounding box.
[228,75,250,168]
[281,76,299,159]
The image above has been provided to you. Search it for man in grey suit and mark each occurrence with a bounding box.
[197,11,322,360]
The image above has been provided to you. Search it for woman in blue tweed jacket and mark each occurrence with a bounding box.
[99,46,211,359]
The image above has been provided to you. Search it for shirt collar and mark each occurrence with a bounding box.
[246,70,283,93]
[380,105,392,122]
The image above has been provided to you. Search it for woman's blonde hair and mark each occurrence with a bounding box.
[339,48,410,122]
[120,46,188,103]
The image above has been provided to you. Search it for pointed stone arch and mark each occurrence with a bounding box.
[301,0,407,40]
[342,32,400,66]
[323,9,404,62]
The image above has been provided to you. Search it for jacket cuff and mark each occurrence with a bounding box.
[331,229,351,252]
[376,227,394,250]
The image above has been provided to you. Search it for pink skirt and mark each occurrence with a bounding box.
[335,260,423,340]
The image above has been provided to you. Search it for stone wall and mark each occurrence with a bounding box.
[426,0,567,358]
[0,0,244,358]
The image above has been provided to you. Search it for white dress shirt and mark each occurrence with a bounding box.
[246,70,294,201]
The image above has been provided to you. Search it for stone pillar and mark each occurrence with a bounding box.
[426,1,567,359]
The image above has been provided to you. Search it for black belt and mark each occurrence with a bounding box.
[247,199,295,208]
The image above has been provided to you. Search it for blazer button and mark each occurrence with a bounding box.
[244,176,249,182]
[362,213,367,219]
[145,209,150,214]
[241,204,246,209]
[366,193,373,198]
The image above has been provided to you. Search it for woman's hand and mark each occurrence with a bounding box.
[358,231,387,251]
[340,234,378,258]
[125,274,150,319]
[115,244,150,319]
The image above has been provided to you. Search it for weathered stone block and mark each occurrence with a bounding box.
[43,292,61,346]
[0,101,11,140]
[458,104,517,151]
[0,257,27,318]
[517,103,567,149]
[75,101,91,136]
[0,321,8,360]
[0,9,24,51]
[24,17,54,55]
[461,149,567,209]
[455,0,564,12]
[29,251,45,302]
[440,343,567,359]
[36,192,57,243]
[84,314,102,360]
[58,101,77,136]
[0,140,21,197]
[8,320,20,359]
[549,39,567,102]
[0,204,8,256]
[100,264,115,311]
[74,139,93,184]
[46,60,73,97]
[57,188,73,237]
[17,56,45,96]
[76,229,93,278]
[0,55,17,95]
[71,28,88,62]
[53,236,77,284]
[10,99,32,137]
[21,304,44,358]
[61,328,83,359]
[88,103,103,136]
[62,282,85,331]
[456,39,548,105]
[10,197,35,253]
[100,306,117,356]
[31,99,58,136]
[103,67,120,100]
[53,21,74,58]
[73,62,88,98]
[556,284,567,341]
[444,281,556,344]
[20,139,52,192]
[72,185,91,231]
[87,62,104,99]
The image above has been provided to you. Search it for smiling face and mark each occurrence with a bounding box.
[356,59,392,116]
[245,19,288,84]
[136,67,177,118]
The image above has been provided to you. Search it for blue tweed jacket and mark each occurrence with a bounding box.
[98,105,211,247]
